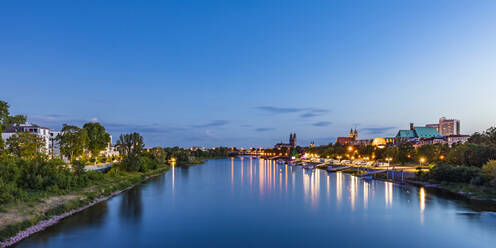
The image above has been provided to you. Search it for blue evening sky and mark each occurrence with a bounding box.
[1,0,495,148]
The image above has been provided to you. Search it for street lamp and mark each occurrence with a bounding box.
[386,157,392,166]
[419,157,426,166]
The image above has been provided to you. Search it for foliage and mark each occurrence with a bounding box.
[396,142,415,164]
[0,100,28,153]
[116,132,144,157]
[428,164,480,183]
[0,155,92,204]
[6,132,45,158]
[82,122,111,157]
[0,100,10,126]
[72,160,86,176]
[469,127,496,146]
[57,124,89,161]
[461,143,495,167]
[3,115,27,127]
[481,160,496,186]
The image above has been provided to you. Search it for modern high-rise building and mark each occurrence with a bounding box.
[426,117,460,136]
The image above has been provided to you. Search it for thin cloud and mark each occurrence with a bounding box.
[256,106,303,113]
[301,112,319,118]
[361,127,397,135]
[312,121,332,127]
[192,120,228,128]
[255,127,275,132]
[301,108,329,118]
[29,114,66,122]
[256,106,330,119]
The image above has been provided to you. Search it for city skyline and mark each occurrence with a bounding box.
[2,0,496,147]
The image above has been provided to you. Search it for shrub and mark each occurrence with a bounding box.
[72,160,86,176]
[481,160,496,186]
[429,164,480,183]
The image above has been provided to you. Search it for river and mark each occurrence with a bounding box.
[16,157,496,247]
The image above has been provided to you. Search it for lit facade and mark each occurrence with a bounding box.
[426,117,460,136]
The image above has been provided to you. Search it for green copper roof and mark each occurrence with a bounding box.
[396,127,442,138]
[414,127,442,138]
[397,130,416,138]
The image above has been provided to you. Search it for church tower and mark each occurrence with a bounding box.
[289,133,297,147]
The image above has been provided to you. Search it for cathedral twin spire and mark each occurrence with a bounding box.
[289,133,297,147]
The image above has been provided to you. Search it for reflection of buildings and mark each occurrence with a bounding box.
[275,133,297,148]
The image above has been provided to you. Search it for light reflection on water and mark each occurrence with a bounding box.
[17,157,496,248]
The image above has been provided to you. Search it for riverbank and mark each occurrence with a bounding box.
[0,165,170,247]
[314,164,496,208]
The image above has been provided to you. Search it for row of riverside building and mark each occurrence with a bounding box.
[335,117,470,148]
[1,122,119,159]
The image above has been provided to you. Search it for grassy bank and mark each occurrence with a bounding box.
[0,165,169,243]
[406,179,496,202]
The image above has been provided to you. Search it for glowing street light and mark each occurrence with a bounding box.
[386,157,392,166]
[419,157,426,166]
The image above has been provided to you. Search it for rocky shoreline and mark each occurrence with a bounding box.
[0,171,166,248]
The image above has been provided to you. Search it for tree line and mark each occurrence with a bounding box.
[0,100,167,206]
[304,127,496,187]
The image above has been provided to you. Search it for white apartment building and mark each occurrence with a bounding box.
[102,136,120,157]
[1,123,60,156]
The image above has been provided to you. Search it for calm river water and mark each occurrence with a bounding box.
[17,157,496,247]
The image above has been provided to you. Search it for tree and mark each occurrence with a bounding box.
[3,115,27,126]
[116,133,145,172]
[57,124,89,161]
[462,143,495,167]
[0,101,28,152]
[468,127,496,146]
[481,160,496,186]
[358,145,375,158]
[116,132,144,157]
[446,143,468,166]
[485,127,496,145]
[469,132,490,145]
[0,100,9,126]
[0,101,10,151]
[82,122,111,157]
[417,144,437,163]
[6,132,45,158]
[396,142,415,164]
[72,160,86,176]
